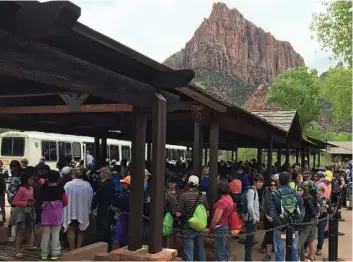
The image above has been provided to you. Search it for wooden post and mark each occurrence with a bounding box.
[128,107,147,251]
[147,142,152,162]
[94,137,100,168]
[257,147,262,172]
[285,140,290,166]
[209,115,219,208]
[231,151,234,162]
[301,146,305,169]
[267,134,273,181]
[307,147,310,170]
[235,147,238,162]
[313,151,316,169]
[318,150,321,167]
[193,120,202,176]
[295,148,299,164]
[148,93,167,254]
[101,137,107,163]
[277,149,282,167]
[204,148,208,165]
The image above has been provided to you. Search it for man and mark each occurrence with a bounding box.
[269,172,305,262]
[236,166,250,193]
[332,169,345,221]
[91,167,115,252]
[0,164,6,222]
[243,174,264,261]
[176,175,209,261]
[86,151,94,165]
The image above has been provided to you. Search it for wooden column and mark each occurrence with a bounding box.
[147,142,152,162]
[257,147,262,172]
[235,147,238,162]
[277,149,282,167]
[94,137,100,167]
[313,151,316,169]
[128,107,147,251]
[231,151,234,162]
[209,115,219,208]
[301,146,306,169]
[295,148,299,164]
[204,148,208,165]
[149,93,167,254]
[101,137,107,162]
[307,147,310,170]
[318,150,321,167]
[285,140,290,166]
[193,120,202,176]
[267,134,273,181]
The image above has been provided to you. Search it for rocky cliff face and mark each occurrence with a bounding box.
[164,2,305,86]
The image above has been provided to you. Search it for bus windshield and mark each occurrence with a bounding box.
[1,137,25,157]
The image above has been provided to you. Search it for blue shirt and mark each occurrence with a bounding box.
[201,176,210,193]
[87,154,94,164]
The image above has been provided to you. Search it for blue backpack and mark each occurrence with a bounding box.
[115,212,129,245]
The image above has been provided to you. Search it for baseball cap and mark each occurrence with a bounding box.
[120,175,131,185]
[98,167,110,175]
[316,171,324,178]
[188,175,199,186]
[271,173,279,180]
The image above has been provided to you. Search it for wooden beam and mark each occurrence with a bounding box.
[0,104,132,114]
[257,147,262,172]
[128,107,146,251]
[0,31,156,106]
[149,93,167,254]
[193,120,202,176]
[176,87,227,112]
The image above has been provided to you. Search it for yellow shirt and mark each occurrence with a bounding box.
[324,170,333,182]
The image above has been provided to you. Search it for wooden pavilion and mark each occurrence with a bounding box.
[0,0,325,257]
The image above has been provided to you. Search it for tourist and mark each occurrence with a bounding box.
[200,166,210,195]
[332,169,345,221]
[165,176,180,216]
[243,173,264,261]
[269,172,304,262]
[86,151,94,165]
[0,165,6,222]
[40,170,68,260]
[209,181,233,261]
[20,158,29,169]
[316,186,330,256]
[63,168,93,250]
[176,175,209,261]
[12,171,35,258]
[260,178,278,261]
[297,184,317,261]
[91,167,115,252]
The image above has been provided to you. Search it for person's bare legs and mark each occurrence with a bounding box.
[35,225,42,248]
[77,230,84,249]
[15,226,24,255]
[67,224,76,250]
[309,240,315,259]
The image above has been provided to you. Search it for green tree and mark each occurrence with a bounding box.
[267,67,321,128]
[321,66,352,126]
[311,0,353,65]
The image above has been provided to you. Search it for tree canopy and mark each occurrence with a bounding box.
[311,0,352,65]
[267,66,322,129]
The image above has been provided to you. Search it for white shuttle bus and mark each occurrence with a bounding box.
[0,131,186,171]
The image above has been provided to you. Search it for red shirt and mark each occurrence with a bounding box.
[214,195,233,226]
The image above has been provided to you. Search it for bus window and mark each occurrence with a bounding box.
[72,142,81,157]
[58,142,72,160]
[109,145,120,161]
[121,146,130,161]
[42,141,57,161]
[1,137,25,157]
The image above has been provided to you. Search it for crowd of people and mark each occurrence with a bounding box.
[0,156,351,261]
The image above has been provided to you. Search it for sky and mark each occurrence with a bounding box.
[70,0,338,73]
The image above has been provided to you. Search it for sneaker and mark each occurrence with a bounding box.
[41,257,48,260]
[50,256,59,260]
[263,254,271,261]
[316,249,321,256]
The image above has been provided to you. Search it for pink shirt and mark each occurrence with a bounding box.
[317,182,331,200]
[13,186,33,207]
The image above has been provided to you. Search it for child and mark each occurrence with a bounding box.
[316,186,330,256]
[40,170,68,260]
[12,172,35,258]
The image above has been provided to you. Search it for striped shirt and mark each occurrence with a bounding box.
[176,188,209,221]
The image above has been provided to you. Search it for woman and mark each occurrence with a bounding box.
[12,172,35,258]
[210,181,233,261]
[316,186,330,256]
[260,179,277,261]
[297,184,317,261]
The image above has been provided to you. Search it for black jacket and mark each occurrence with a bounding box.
[91,178,115,221]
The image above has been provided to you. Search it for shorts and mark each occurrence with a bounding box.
[8,207,17,226]
[299,224,316,242]
[69,219,82,229]
[17,213,34,232]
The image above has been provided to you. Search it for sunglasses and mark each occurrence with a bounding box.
[270,183,277,187]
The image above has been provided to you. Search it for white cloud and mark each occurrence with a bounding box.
[71,0,337,73]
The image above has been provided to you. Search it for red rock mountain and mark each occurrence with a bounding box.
[164,2,305,108]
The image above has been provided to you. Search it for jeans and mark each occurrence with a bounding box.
[273,229,299,261]
[96,219,112,252]
[317,218,328,250]
[214,225,230,261]
[244,221,256,261]
[181,224,206,261]
[41,225,61,258]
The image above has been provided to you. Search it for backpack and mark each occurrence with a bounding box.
[273,189,301,224]
[239,187,256,216]
[115,212,129,245]
[162,212,174,236]
[229,203,243,236]
[187,194,207,231]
